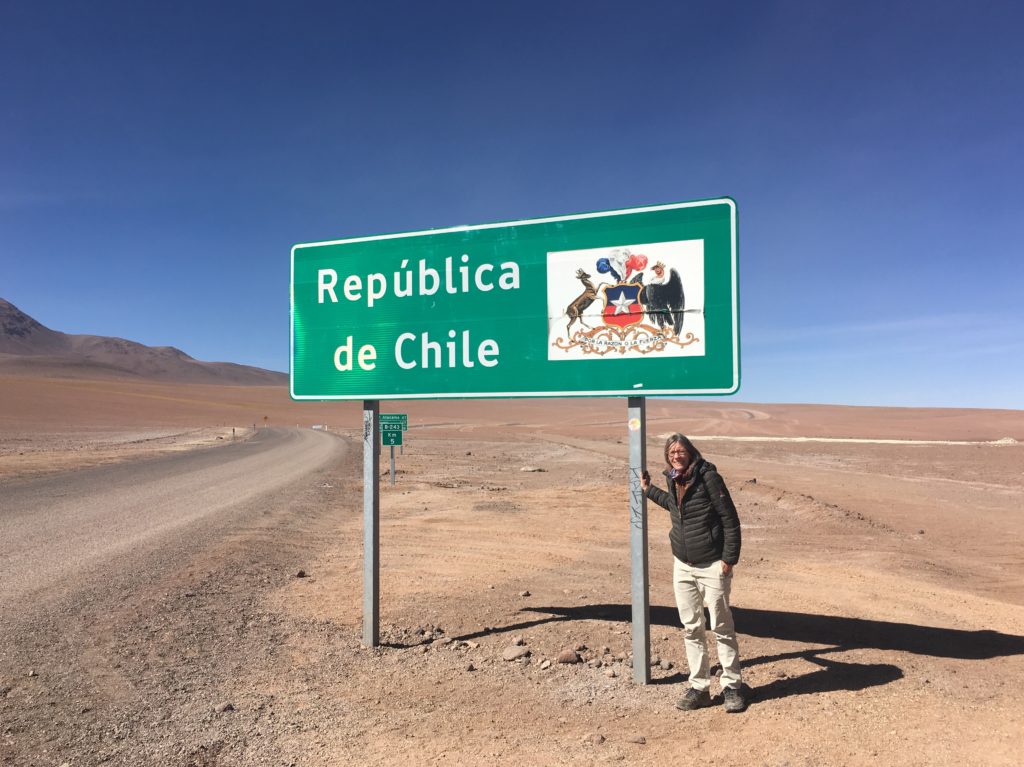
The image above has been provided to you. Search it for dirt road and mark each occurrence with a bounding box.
[1,428,341,609]
[0,427,348,765]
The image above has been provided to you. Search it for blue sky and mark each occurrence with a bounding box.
[2,1,1021,409]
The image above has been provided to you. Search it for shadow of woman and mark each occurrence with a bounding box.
[749,651,903,702]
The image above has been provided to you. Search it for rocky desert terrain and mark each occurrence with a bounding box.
[2,373,1023,766]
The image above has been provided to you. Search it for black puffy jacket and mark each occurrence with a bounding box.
[645,460,741,566]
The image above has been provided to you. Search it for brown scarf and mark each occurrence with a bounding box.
[670,462,697,500]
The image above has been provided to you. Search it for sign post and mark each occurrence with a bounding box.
[380,415,407,486]
[362,400,380,647]
[628,397,650,683]
[381,428,403,485]
[292,200,739,678]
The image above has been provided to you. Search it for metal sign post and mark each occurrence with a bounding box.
[363,400,380,646]
[628,397,650,683]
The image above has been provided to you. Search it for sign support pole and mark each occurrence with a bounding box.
[363,400,380,647]
[390,445,396,486]
[628,396,650,684]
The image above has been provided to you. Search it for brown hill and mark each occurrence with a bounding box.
[0,297,286,385]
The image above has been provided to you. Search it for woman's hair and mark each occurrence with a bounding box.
[663,433,702,467]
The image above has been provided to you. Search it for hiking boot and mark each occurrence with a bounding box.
[723,685,747,713]
[675,687,712,711]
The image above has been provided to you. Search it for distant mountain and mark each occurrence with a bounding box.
[0,297,287,385]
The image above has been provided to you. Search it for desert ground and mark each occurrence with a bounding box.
[1,374,1023,766]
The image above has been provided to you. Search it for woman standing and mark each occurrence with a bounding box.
[641,433,746,713]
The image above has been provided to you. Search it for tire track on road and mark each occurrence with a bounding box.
[0,427,343,609]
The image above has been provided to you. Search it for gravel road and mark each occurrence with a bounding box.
[0,428,342,611]
[0,427,350,765]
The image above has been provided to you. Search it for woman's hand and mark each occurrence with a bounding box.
[721,561,733,575]
[640,469,651,491]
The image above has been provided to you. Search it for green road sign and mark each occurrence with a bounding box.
[380,422,403,431]
[379,413,408,428]
[382,430,403,446]
[291,199,738,400]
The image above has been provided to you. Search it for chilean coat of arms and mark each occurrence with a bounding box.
[546,240,705,360]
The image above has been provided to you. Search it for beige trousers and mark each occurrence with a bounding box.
[672,556,743,691]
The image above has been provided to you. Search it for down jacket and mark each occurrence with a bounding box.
[645,460,741,566]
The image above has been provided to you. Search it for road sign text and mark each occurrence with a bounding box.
[317,255,520,308]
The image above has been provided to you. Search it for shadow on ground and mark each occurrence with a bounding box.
[450,604,1024,702]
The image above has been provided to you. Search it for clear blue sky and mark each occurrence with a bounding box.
[2,1,1021,409]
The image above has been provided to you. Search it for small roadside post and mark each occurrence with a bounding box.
[381,427,403,485]
[380,414,407,486]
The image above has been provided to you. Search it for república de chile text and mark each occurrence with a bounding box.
[316,254,521,372]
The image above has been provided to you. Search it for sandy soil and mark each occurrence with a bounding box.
[1,375,1023,766]
[0,426,256,479]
